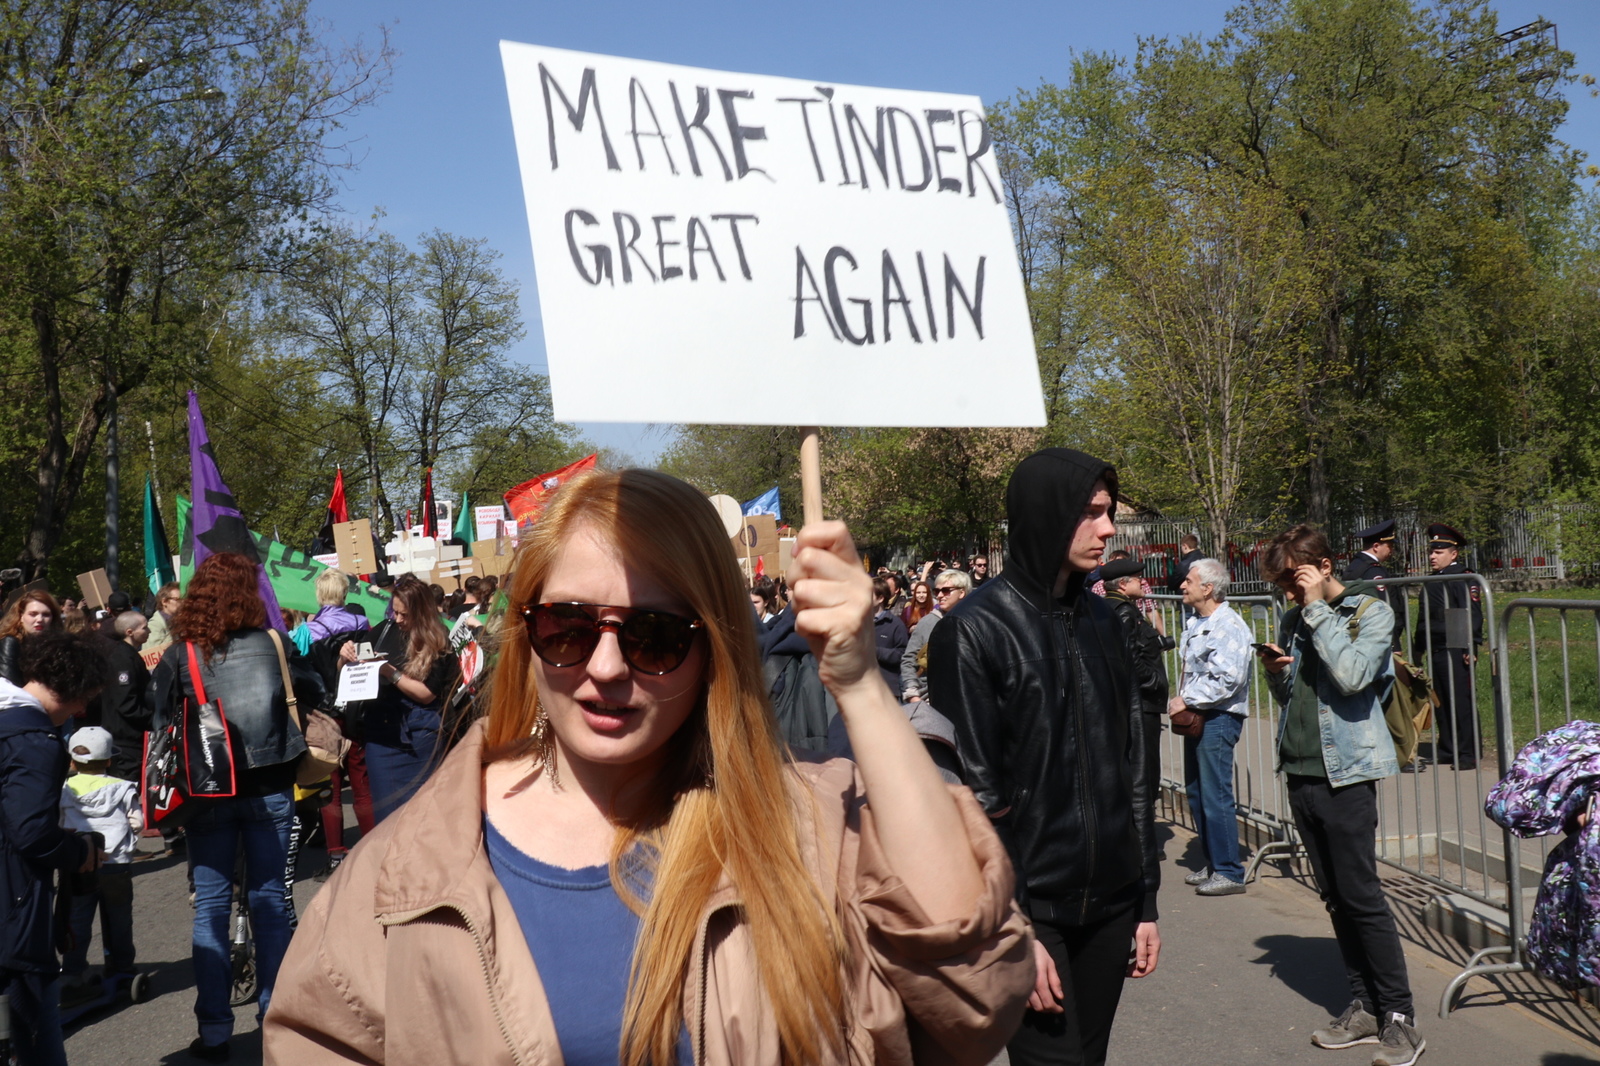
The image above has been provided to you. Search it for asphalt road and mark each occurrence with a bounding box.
[59,809,1600,1065]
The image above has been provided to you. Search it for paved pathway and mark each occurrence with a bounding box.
[58,814,1600,1065]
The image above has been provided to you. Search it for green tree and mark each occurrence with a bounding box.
[995,0,1579,531]
[271,226,414,534]
[0,0,390,578]
[404,231,527,473]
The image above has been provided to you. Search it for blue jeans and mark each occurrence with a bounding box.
[2,971,66,1066]
[1183,711,1245,883]
[186,790,295,1045]
[64,864,136,976]
[366,704,441,823]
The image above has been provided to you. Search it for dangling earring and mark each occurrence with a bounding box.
[532,698,560,788]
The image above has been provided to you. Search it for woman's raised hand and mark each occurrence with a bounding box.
[789,521,878,696]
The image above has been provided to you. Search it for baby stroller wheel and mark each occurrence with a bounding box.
[129,972,151,1004]
[228,942,258,1007]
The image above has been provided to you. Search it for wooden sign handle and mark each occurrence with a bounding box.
[800,426,822,527]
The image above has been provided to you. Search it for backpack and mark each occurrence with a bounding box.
[1484,721,1600,990]
[1348,597,1438,767]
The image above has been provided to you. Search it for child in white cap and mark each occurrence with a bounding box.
[58,725,142,1001]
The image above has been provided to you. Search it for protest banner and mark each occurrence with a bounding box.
[502,46,1045,524]
[474,505,506,543]
[500,43,1044,433]
[175,497,390,623]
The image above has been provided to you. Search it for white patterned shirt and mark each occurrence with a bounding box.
[1179,602,1253,716]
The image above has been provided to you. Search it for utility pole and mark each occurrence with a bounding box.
[105,375,120,589]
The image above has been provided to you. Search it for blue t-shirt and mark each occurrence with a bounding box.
[484,818,690,1066]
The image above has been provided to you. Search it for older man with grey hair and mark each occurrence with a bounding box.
[1171,557,1255,896]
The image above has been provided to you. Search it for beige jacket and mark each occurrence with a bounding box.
[264,721,1033,1066]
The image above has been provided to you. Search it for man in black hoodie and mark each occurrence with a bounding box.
[929,449,1161,1066]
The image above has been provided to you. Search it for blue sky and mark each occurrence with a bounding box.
[311,0,1600,463]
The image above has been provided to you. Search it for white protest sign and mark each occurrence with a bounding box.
[474,505,506,543]
[336,662,381,704]
[501,43,1045,428]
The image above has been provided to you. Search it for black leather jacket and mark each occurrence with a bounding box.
[1103,591,1173,716]
[0,635,18,686]
[928,448,1161,925]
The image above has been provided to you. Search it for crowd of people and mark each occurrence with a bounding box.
[0,450,1516,1066]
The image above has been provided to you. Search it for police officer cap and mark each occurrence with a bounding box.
[1426,522,1466,549]
[1099,557,1146,583]
[1353,518,1396,545]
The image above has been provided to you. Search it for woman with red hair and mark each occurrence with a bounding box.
[149,552,321,1062]
[0,590,60,685]
[268,470,1032,1066]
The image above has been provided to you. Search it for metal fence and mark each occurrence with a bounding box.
[1145,577,1600,1020]
[1112,502,1599,593]
[1145,592,1298,872]
[1438,597,1600,1016]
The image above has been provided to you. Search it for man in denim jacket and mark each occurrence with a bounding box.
[1259,524,1423,1066]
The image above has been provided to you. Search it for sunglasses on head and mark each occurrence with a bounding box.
[520,602,704,675]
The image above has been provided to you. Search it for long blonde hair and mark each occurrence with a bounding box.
[486,470,845,1065]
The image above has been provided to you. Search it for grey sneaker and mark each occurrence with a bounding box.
[1194,873,1246,896]
[1371,1013,1425,1066]
[1312,1000,1380,1049]
[1183,867,1212,886]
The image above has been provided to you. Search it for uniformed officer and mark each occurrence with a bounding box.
[1344,519,1407,651]
[1411,523,1484,770]
[1343,519,1396,582]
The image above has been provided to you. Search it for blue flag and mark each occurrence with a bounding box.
[742,487,782,523]
[188,390,285,630]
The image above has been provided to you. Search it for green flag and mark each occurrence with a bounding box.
[143,477,175,594]
[453,491,474,554]
[175,496,390,621]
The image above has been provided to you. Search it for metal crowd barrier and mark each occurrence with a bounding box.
[1438,597,1600,1016]
[1141,576,1599,1020]
[1144,592,1297,876]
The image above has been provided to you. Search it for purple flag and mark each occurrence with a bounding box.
[187,390,285,630]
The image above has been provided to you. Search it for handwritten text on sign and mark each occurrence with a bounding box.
[501,43,1044,428]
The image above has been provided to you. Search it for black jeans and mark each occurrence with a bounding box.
[1007,904,1139,1066]
[1287,775,1414,1020]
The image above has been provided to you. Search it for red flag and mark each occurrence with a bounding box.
[504,455,598,529]
[420,467,438,538]
[754,555,766,577]
[329,468,348,524]
[312,467,350,556]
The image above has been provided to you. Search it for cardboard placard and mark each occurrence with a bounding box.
[501,43,1044,428]
[779,537,796,577]
[471,538,517,577]
[384,529,438,577]
[733,514,779,558]
[737,555,781,581]
[76,569,112,610]
[430,557,479,593]
[331,519,376,576]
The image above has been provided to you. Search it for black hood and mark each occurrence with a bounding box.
[1004,448,1118,605]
